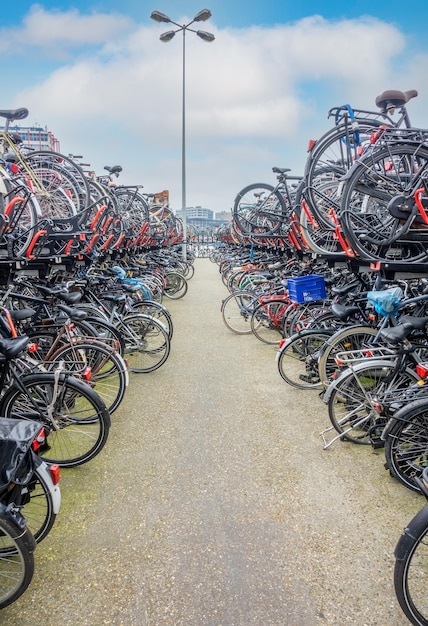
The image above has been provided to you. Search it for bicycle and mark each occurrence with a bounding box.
[232,168,304,236]
[320,317,428,448]
[0,334,111,467]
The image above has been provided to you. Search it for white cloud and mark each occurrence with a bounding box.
[7,9,419,213]
[0,4,134,56]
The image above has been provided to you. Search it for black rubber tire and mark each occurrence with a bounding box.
[0,513,35,609]
[47,341,128,415]
[384,399,428,493]
[119,314,171,373]
[277,329,333,389]
[221,290,259,334]
[232,183,287,235]
[394,504,428,625]
[339,143,428,263]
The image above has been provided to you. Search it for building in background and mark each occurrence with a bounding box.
[175,206,232,242]
[7,125,60,152]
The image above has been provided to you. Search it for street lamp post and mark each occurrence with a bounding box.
[150,9,214,262]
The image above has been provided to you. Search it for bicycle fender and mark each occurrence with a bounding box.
[382,397,428,440]
[322,359,396,404]
[395,505,428,560]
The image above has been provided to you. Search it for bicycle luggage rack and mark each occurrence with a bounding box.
[333,346,397,366]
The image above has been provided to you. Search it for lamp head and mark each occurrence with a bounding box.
[150,10,171,23]
[196,30,215,42]
[160,30,176,42]
[193,9,212,22]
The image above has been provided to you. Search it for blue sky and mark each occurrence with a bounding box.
[2,1,428,213]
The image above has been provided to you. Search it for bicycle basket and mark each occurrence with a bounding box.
[366,287,403,316]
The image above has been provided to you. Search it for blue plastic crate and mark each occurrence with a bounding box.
[287,275,327,304]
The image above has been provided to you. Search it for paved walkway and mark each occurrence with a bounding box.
[2,259,420,625]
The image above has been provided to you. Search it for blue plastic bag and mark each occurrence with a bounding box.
[366,287,403,316]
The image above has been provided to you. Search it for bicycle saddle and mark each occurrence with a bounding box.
[0,108,29,121]
[104,165,123,175]
[0,335,29,359]
[375,89,418,111]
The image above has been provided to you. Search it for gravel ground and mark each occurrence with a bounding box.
[1,258,421,625]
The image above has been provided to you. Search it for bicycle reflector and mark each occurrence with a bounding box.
[416,363,428,379]
[49,464,61,486]
[28,343,39,353]
[32,427,47,452]
[82,366,92,381]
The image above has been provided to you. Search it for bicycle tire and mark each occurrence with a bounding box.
[221,290,259,334]
[0,373,111,467]
[394,504,428,625]
[47,341,128,415]
[85,316,127,356]
[0,511,35,609]
[304,120,386,227]
[250,299,288,344]
[232,183,287,235]
[384,398,428,493]
[119,313,170,373]
[0,175,39,259]
[163,271,188,299]
[286,301,329,336]
[299,202,345,256]
[24,150,90,222]
[340,143,428,262]
[130,301,173,340]
[277,329,334,389]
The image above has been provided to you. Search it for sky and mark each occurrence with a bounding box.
[2,1,428,215]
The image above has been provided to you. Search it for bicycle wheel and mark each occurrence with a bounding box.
[304,120,385,227]
[340,143,428,262]
[130,301,173,339]
[299,202,345,256]
[286,301,329,336]
[47,341,128,415]
[0,510,35,609]
[233,183,287,235]
[277,329,334,389]
[317,325,379,388]
[221,290,259,334]
[0,373,111,467]
[24,151,90,222]
[114,188,150,232]
[163,271,188,299]
[250,300,288,345]
[394,504,428,625]
[120,313,170,373]
[1,175,39,259]
[85,316,127,356]
[384,399,428,493]
[326,361,419,444]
